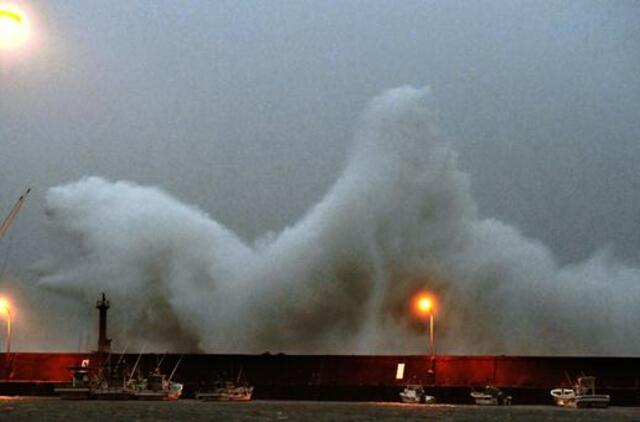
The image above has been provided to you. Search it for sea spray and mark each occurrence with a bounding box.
[38,87,640,355]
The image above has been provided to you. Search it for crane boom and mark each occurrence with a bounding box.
[0,188,31,241]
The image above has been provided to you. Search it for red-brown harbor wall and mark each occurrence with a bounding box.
[1,353,639,404]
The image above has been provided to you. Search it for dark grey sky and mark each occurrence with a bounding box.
[1,0,639,279]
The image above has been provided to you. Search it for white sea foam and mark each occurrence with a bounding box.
[38,87,640,355]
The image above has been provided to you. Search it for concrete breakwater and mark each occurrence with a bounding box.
[1,353,639,405]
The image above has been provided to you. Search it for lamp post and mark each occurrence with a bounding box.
[416,296,434,359]
[0,298,11,354]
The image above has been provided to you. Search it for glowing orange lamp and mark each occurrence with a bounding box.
[413,293,436,360]
[0,297,12,354]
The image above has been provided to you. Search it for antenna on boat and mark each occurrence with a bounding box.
[115,343,129,369]
[127,344,146,385]
[0,188,31,279]
[0,188,31,242]
[154,351,167,373]
[168,355,183,383]
[236,365,244,385]
[92,343,117,383]
[564,371,574,387]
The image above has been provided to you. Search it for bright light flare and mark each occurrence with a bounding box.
[0,3,30,51]
[412,293,436,316]
[418,297,432,313]
[0,297,10,315]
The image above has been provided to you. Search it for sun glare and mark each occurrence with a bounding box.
[0,3,30,51]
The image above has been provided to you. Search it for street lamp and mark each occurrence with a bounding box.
[0,297,11,354]
[414,294,435,360]
[0,4,31,51]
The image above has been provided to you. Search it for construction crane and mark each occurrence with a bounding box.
[0,188,31,241]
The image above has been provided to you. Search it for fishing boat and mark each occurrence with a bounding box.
[550,376,610,408]
[92,385,131,400]
[127,354,184,400]
[54,360,94,400]
[470,385,512,405]
[92,356,133,400]
[93,372,132,401]
[196,366,253,402]
[55,356,130,400]
[196,381,253,401]
[550,388,575,406]
[129,372,183,401]
[399,385,436,404]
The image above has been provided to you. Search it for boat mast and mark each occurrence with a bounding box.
[0,188,31,241]
[127,345,146,385]
[168,355,183,382]
[154,352,167,373]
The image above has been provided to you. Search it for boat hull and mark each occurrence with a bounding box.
[133,392,166,401]
[472,395,498,406]
[470,390,511,405]
[573,395,611,408]
[133,389,182,401]
[54,387,92,400]
[551,377,610,408]
[399,394,421,404]
[93,389,132,400]
[196,392,252,401]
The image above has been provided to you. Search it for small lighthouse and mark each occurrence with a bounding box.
[96,293,111,353]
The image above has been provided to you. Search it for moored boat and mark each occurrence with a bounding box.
[54,361,94,400]
[92,355,133,400]
[550,388,575,406]
[196,382,253,401]
[399,385,436,404]
[92,386,132,400]
[470,385,512,405]
[129,371,184,401]
[550,376,610,408]
[128,355,184,400]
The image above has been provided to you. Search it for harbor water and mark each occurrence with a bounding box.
[1,397,640,421]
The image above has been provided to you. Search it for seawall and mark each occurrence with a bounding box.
[1,353,639,404]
